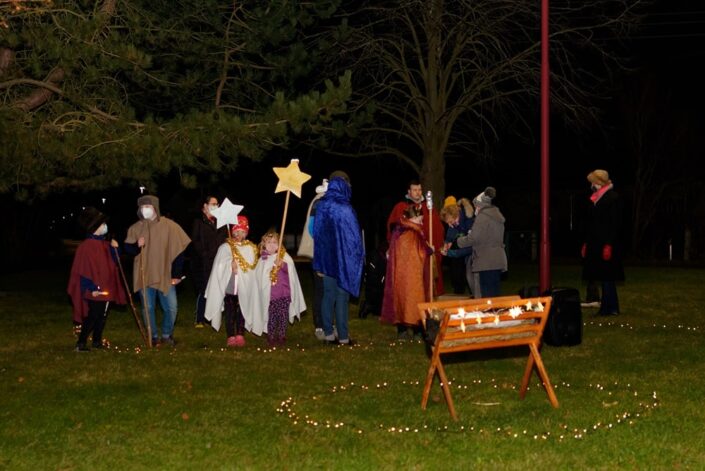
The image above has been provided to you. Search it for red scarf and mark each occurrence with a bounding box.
[590,183,613,204]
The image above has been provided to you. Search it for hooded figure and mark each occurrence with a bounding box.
[312,177,365,297]
[68,207,127,322]
[125,195,191,294]
[312,175,364,344]
[68,207,127,350]
[125,195,190,345]
[457,187,507,297]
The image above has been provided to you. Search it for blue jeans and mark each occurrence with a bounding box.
[312,273,324,329]
[321,275,350,341]
[140,286,178,339]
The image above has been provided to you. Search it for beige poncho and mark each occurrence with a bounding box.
[125,215,191,295]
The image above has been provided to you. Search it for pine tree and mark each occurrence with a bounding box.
[0,0,351,198]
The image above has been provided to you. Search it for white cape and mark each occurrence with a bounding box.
[296,193,323,259]
[204,242,265,335]
[255,252,306,324]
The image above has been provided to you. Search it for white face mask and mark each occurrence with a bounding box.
[95,223,108,236]
[207,204,218,213]
[141,207,155,220]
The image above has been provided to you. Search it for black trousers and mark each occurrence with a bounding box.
[78,300,109,347]
[224,294,246,337]
[586,280,600,302]
[449,257,468,294]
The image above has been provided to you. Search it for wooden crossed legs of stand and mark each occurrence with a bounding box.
[418,295,559,420]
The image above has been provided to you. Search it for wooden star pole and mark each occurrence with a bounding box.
[277,191,291,259]
[272,159,311,276]
[426,190,434,302]
[138,247,153,348]
[113,245,148,347]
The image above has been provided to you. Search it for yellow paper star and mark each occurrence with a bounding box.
[273,159,311,198]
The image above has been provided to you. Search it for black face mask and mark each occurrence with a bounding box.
[591,185,599,193]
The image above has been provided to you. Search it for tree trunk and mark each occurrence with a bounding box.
[419,0,446,208]
[421,143,446,209]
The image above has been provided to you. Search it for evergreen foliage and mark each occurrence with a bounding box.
[0,0,352,198]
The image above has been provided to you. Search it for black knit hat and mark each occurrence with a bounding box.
[78,207,108,234]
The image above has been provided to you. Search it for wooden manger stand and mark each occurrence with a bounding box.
[418,295,559,420]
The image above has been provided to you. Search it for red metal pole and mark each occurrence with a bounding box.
[539,0,551,293]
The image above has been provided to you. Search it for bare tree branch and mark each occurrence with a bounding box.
[10,68,65,111]
[215,2,246,108]
[326,0,645,202]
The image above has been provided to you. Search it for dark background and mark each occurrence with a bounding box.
[3,0,705,272]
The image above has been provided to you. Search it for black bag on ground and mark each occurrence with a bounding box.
[518,285,582,346]
[544,287,582,346]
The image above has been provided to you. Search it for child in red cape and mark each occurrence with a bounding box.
[67,207,127,351]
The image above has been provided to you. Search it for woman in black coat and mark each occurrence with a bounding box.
[191,196,227,326]
[582,170,625,316]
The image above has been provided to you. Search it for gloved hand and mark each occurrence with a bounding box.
[581,243,587,258]
[602,244,612,261]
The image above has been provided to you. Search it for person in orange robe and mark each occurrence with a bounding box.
[386,180,445,295]
[381,205,433,340]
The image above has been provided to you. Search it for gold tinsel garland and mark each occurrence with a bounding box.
[227,239,259,272]
[269,247,287,285]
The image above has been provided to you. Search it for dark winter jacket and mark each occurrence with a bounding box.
[582,189,625,282]
[190,214,227,291]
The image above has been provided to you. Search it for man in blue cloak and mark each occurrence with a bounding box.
[313,171,365,345]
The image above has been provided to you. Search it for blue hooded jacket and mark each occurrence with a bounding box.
[312,177,365,296]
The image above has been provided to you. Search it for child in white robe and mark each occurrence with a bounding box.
[256,231,306,346]
[204,216,263,347]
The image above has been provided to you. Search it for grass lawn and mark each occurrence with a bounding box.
[1,261,704,470]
